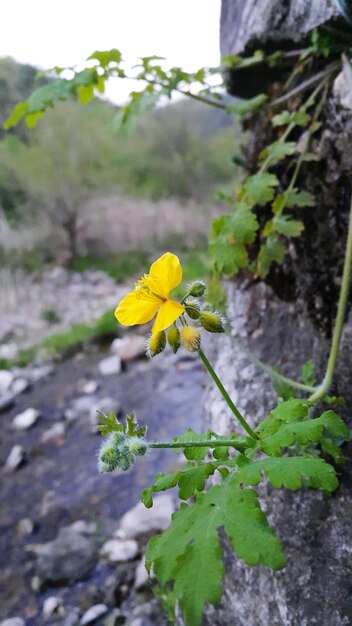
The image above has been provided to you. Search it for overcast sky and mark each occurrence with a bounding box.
[1,0,222,102]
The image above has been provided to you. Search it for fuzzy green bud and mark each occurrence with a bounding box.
[187,280,206,298]
[147,330,166,357]
[129,438,148,456]
[167,325,181,353]
[199,311,225,333]
[98,431,147,473]
[181,325,201,352]
[185,301,201,320]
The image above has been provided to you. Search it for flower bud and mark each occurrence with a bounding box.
[185,301,201,320]
[167,325,181,353]
[98,431,147,473]
[187,280,206,298]
[129,438,148,456]
[181,326,201,352]
[199,311,225,333]
[147,330,166,357]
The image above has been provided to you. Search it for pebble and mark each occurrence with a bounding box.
[0,370,14,392]
[42,596,63,618]
[110,335,146,362]
[83,380,100,394]
[5,445,25,471]
[71,395,97,416]
[13,407,41,430]
[98,355,121,376]
[11,377,30,395]
[17,518,34,536]
[0,620,25,626]
[0,393,14,413]
[118,494,174,538]
[40,422,66,444]
[134,556,149,589]
[101,538,139,563]
[80,604,108,625]
[0,343,18,360]
[67,520,97,535]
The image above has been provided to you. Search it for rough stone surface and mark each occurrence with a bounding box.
[13,408,41,430]
[98,355,122,376]
[101,539,139,563]
[134,556,149,590]
[42,596,63,618]
[0,620,25,626]
[118,495,175,538]
[0,370,14,392]
[30,527,98,585]
[201,282,352,626]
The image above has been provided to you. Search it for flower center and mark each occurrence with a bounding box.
[134,273,167,303]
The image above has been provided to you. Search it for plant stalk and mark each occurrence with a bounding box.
[149,439,246,452]
[309,195,352,403]
[197,348,259,439]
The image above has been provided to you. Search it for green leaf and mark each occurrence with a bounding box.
[272,215,304,237]
[258,399,310,436]
[146,476,285,626]
[272,110,310,128]
[257,236,286,277]
[285,189,315,208]
[97,411,125,437]
[226,94,267,116]
[178,463,216,500]
[226,202,259,243]
[87,49,122,67]
[260,141,296,166]
[236,455,338,492]
[300,359,316,386]
[243,173,279,206]
[173,429,212,460]
[3,102,28,129]
[126,411,146,437]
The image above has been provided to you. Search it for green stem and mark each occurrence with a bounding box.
[197,348,259,440]
[149,439,246,452]
[309,195,352,403]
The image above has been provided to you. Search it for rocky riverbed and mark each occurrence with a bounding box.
[0,328,207,625]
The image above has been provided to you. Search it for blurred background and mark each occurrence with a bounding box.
[0,2,241,625]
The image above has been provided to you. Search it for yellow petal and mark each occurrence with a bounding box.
[149,252,182,297]
[115,290,159,326]
[152,299,185,334]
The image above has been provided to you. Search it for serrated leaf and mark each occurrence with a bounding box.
[126,411,146,437]
[272,215,304,237]
[300,359,316,386]
[243,173,279,206]
[97,411,125,437]
[173,429,212,460]
[272,110,310,127]
[210,238,248,275]
[236,455,338,492]
[87,49,122,67]
[285,189,315,207]
[3,102,29,129]
[258,399,310,436]
[143,464,216,506]
[260,141,296,166]
[226,202,259,243]
[226,93,267,116]
[146,476,285,626]
[257,236,286,277]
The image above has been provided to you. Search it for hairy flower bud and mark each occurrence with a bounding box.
[185,301,201,320]
[187,280,206,298]
[167,325,181,353]
[147,330,166,357]
[98,431,147,473]
[199,311,225,333]
[181,326,201,352]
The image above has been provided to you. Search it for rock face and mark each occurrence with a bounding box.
[201,283,352,626]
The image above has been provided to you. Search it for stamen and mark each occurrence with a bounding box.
[134,273,166,302]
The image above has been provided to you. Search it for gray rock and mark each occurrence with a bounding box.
[98,355,121,376]
[80,604,108,625]
[0,343,18,360]
[0,393,14,413]
[67,520,97,535]
[30,527,98,584]
[82,380,100,394]
[11,377,30,395]
[40,422,66,443]
[110,335,146,362]
[0,369,14,392]
[101,538,139,563]
[0,619,25,626]
[17,518,34,536]
[71,395,97,417]
[118,494,174,538]
[5,445,25,471]
[62,608,80,626]
[13,407,41,430]
[134,556,149,589]
[29,364,54,382]
[42,596,63,618]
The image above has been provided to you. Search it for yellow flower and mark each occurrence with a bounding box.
[115,252,185,335]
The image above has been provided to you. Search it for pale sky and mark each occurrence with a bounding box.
[1,0,222,103]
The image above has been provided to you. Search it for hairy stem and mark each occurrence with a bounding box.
[197,348,259,439]
[149,439,246,452]
[309,195,352,403]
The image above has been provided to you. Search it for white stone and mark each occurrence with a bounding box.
[67,520,97,535]
[0,343,18,360]
[80,604,108,625]
[0,619,25,626]
[101,538,139,563]
[0,370,14,392]
[13,408,41,430]
[17,518,34,535]
[82,380,99,394]
[98,355,121,376]
[110,335,146,362]
[42,596,62,618]
[40,422,66,443]
[5,445,25,471]
[134,556,149,589]
[118,494,175,538]
[11,378,30,395]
